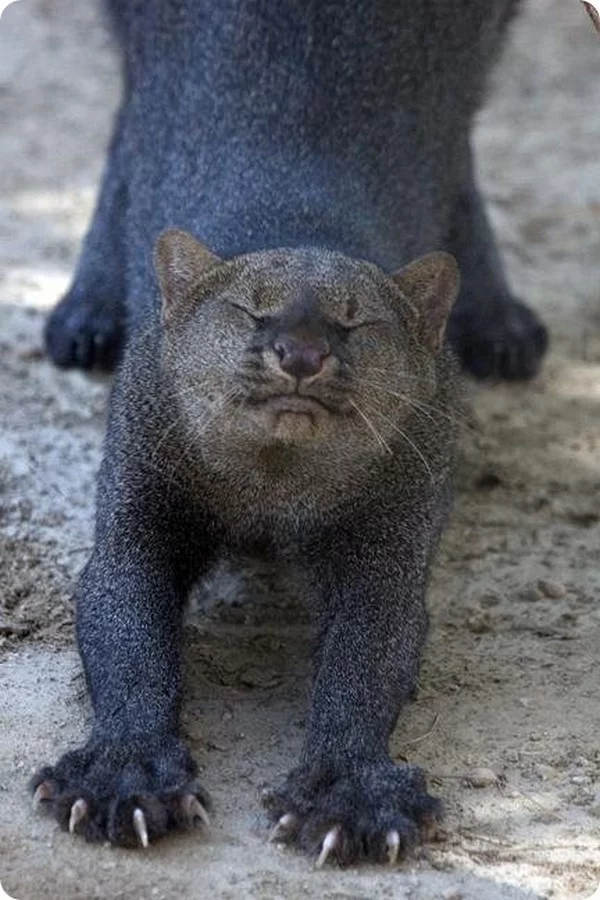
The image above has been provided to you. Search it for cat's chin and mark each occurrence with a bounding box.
[271,410,317,442]
[251,394,332,444]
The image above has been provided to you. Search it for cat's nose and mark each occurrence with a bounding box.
[273,335,330,379]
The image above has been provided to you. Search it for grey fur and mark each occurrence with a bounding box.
[33,238,461,861]
[35,0,545,864]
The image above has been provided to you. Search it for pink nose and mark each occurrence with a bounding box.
[273,335,330,379]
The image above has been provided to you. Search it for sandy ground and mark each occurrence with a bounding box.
[1,1,599,898]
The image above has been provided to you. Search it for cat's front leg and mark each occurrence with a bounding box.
[31,432,216,847]
[265,511,442,867]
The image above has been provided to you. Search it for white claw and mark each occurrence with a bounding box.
[133,807,149,849]
[315,826,340,869]
[268,812,297,843]
[185,796,211,828]
[386,829,401,866]
[68,798,88,834]
[32,782,53,810]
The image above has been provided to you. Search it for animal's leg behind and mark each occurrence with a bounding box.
[44,102,129,371]
[446,147,548,379]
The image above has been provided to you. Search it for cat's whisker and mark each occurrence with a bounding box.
[150,386,243,490]
[161,402,229,494]
[348,399,393,456]
[365,367,437,385]
[359,378,469,428]
[369,403,434,480]
[150,411,189,461]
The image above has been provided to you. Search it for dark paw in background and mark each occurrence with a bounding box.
[44,290,125,371]
[448,295,548,380]
[263,759,441,867]
[30,737,210,848]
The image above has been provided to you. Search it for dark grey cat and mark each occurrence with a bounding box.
[33,231,461,864]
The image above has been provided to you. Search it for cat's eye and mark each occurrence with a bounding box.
[336,316,381,332]
[229,302,264,324]
[331,294,382,330]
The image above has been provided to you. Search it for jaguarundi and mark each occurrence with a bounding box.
[33,0,545,866]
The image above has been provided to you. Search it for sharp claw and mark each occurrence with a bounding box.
[182,794,211,828]
[32,781,54,810]
[268,812,297,843]
[68,798,88,835]
[133,807,149,849]
[387,829,400,866]
[315,826,340,869]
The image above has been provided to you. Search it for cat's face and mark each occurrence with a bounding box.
[156,231,458,478]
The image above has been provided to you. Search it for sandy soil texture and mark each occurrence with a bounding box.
[1,1,599,898]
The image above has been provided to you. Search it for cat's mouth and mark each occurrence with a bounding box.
[250,393,337,443]
[260,395,332,415]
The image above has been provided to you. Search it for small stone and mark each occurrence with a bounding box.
[474,467,503,490]
[239,667,281,689]
[537,579,567,599]
[533,764,555,782]
[431,826,450,843]
[522,586,543,603]
[574,756,590,767]
[571,774,591,786]
[478,590,502,608]
[17,346,44,362]
[466,614,491,634]
[465,767,498,788]
[0,617,32,638]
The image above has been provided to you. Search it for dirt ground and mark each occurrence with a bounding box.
[1,1,599,898]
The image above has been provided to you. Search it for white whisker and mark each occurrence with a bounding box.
[371,404,434,480]
[349,399,393,456]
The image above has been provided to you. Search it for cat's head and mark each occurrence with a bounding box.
[154,229,459,486]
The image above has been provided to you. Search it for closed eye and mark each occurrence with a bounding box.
[229,302,264,324]
[335,318,383,332]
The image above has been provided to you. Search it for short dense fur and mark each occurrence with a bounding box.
[34,0,545,865]
[45,0,547,378]
[33,236,461,862]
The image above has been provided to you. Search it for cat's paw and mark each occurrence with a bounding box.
[263,760,440,867]
[30,737,210,848]
[44,289,125,371]
[447,295,548,380]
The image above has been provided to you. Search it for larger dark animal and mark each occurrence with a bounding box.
[46,0,547,378]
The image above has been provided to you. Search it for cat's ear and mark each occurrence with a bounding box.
[154,228,222,320]
[390,252,460,353]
